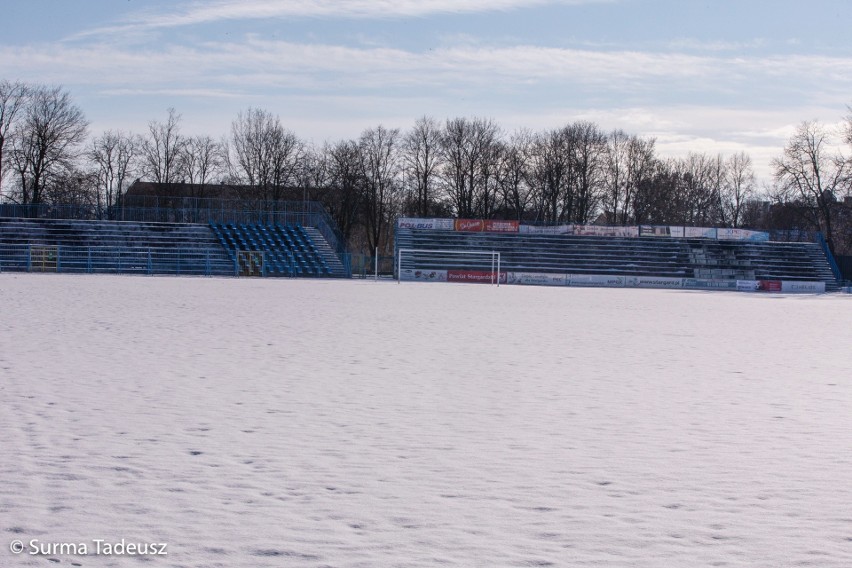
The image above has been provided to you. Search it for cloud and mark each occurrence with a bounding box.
[5,37,851,99]
[74,0,614,38]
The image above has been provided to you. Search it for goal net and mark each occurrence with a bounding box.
[397,248,502,285]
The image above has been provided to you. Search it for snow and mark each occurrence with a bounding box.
[1,274,851,568]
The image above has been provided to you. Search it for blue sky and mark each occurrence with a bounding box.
[2,0,851,179]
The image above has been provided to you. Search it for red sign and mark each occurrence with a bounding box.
[447,270,507,284]
[454,219,484,232]
[758,280,782,292]
[484,219,519,233]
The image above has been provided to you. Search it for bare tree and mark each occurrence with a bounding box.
[7,84,88,205]
[439,117,500,218]
[140,108,184,186]
[180,135,224,195]
[720,151,755,227]
[623,135,657,225]
[358,125,400,254]
[496,129,533,220]
[772,121,850,252]
[570,121,607,224]
[90,130,136,214]
[323,140,364,245]
[603,129,630,224]
[526,126,574,223]
[229,108,303,202]
[403,116,442,217]
[0,80,29,197]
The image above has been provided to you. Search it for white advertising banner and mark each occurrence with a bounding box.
[736,280,760,291]
[639,225,671,237]
[717,228,770,241]
[683,278,738,290]
[399,268,448,282]
[574,225,639,238]
[668,226,685,238]
[626,276,684,288]
[568,274,626,287]
[685,227,717,239]
[397,218,454,230]
[519,224,574,235]
[507,272,568,286]
[781,281,826,293]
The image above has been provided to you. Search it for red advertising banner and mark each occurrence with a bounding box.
[447,270,507,284]
[454,219,485,232]
[484,219,520,233]
[758,280,782,292]
[453,219,519,233]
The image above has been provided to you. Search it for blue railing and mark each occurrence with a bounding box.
[0,244,237,277]
[816,233,843,282]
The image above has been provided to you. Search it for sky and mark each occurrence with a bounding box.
[2,0,851,180]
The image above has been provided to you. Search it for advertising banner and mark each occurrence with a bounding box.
[399,268,448,282]
[574,225,639,238]
[484,219,520,233]
[781,281,825,293]
[519,224,574,235]
[685,227,717,239]
[668,226,685,238]
[397,218,454,230]
[736,280,760,291]
[454,219,485,232]
[717,228,770,241]
[758,280,782,292]
[507,272,568,286]
[683,278,738,290]
[625,276,684,288]
[447,270,507,284]
[567,274,626,287]
[639,225,671,237]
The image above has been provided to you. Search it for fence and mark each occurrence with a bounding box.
[349,254,396,278]
[0,244,236,277]
[0,197,348,255]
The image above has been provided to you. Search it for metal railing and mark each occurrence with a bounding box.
[1,196,348,259]
[816,233,843,282]
[0,244,237,277]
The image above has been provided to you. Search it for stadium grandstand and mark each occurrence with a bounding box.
[394,218,844,293]
[0,194,351,278]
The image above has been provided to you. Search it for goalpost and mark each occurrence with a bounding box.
[397,248,501,286]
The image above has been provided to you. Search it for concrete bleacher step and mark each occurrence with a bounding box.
[1,217,234,275]
[397,227,839,290]
[301,227,348,277]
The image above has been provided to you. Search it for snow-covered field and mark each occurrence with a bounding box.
[1,274,850,568]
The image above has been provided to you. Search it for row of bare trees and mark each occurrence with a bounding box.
[2,80,851,254]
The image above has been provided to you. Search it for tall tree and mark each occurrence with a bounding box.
[90,130,136,213]
[403,116,442,217]
[180,135,224,193]
[140,108,184,186]
[496,130,532,220]
[8,84,88,205]
[323,140,364,245]
[358,125,400,254]
[0,80,29,197]
[526,126,574,224]
[720,151,755,228]
[772,121,850,252]
[229,107,303,202]
[439,117,500,218]
[570,121,607,224]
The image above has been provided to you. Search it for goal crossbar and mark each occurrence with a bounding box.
[397,248,501,286]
